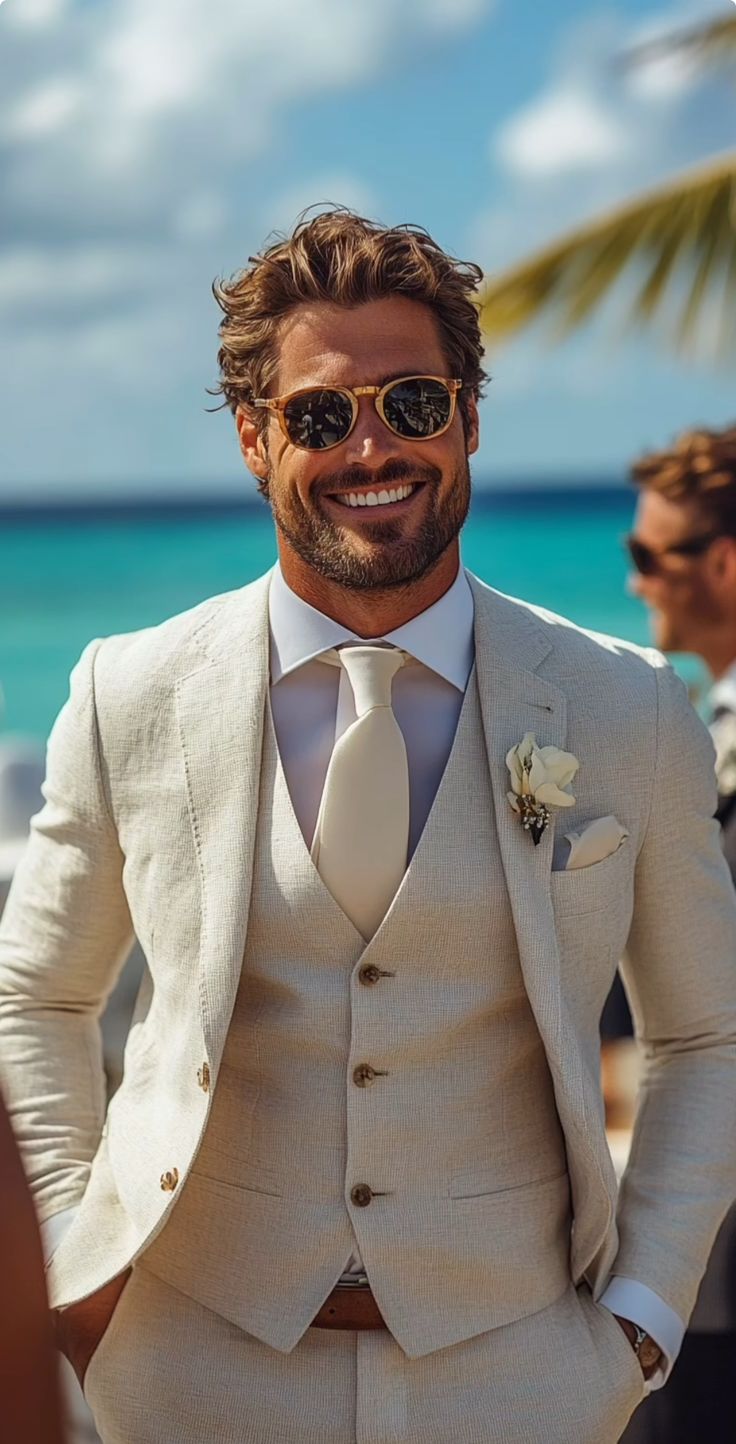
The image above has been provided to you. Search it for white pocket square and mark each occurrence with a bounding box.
[564,815,629,870]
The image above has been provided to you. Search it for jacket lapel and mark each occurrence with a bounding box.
[468,574,616,1279]
[468,576,579,1101]
[175,572,272,1070]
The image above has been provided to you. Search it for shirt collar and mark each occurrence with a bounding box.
[268,559,475,691]
[709,659,736,717]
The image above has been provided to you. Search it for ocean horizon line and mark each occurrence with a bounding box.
[0,475,630,522]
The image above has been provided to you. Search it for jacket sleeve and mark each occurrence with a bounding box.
[613,659,736,1323]
[0,640,134,1224]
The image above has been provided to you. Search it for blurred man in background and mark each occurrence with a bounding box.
[622,422,736,1442]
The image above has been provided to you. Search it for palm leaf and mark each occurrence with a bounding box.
[479,151,736,363]
[619,12,736,76]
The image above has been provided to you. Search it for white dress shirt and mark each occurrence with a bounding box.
[46,559,682,1384]
[269,560,475,861]
[708,660,736,722]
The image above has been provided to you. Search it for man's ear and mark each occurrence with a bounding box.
[712,535,736,589]
[463,393,480,457]
[236,406,269,484]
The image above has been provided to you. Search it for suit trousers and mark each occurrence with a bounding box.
[82,1260,645,1444]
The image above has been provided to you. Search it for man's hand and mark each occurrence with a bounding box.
[613,1314,663,1379]
[54,1268,132,1389]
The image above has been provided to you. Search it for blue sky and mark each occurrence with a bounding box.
[0,0,733,500]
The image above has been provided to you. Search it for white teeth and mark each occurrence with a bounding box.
[336,482,417,508]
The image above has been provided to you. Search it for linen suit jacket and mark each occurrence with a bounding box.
[1,567,736,1329]
[683,712,736,1333]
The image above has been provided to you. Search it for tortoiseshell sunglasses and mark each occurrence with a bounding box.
[252,375,462,451]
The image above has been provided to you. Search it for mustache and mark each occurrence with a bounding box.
[312,459,442,499]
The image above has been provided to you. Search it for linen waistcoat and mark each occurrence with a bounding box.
[143,667,572,1357]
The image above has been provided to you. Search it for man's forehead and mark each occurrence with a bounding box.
[636,487,705,539]
[273,298,446,389]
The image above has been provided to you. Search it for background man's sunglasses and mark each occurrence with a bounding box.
[624,531,719,576]
[253,375,462,451]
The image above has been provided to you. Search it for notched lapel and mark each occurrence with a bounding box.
[470,574,617,1278]
[175,575,271,1068]
[477,659,579,1092]
[469,575,582,1105]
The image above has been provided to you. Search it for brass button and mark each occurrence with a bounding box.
[358,966,382,986]
[353,1064,376,1087]
[197,1062,210,1093]
[350,1184,373,1207]
[160,1168,179,1193]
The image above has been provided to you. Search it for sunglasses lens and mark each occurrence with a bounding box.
[283,389,354,450]
[627,537,655,575]
[382,378,453,439]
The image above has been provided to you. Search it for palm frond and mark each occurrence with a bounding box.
[479,152,736,363]
[619,12,736,75]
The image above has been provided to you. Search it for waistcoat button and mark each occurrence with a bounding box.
[160,1168,179,1193]
[197,1062,210,1093]
[350,1184,373,1207]
[358,965,382,985]
[353,1064,376,1087]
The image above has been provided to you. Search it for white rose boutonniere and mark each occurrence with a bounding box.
[506,732,580,845]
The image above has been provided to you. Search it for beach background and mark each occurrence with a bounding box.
[0,485,706,749]
[1,0,732,745]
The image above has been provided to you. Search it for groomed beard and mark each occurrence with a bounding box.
[265,456,471,591]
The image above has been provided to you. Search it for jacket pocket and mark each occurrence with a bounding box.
[449,1165,568,1200]
[550,837,631,918]
[189,1166,283,1199]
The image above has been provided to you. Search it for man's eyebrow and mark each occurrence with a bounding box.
[366,371,425,389]
[288,370,426,392]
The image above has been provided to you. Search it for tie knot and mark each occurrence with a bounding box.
[338,645,404,716]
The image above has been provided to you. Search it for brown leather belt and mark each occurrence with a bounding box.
[311,1284,387,1330]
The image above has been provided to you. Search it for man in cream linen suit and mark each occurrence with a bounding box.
[2,211,736,1444]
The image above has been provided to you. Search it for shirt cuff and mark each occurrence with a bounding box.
[41,1206,79,1268]
[599,1276,685,1391]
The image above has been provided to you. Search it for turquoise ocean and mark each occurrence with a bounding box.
[0,487,706,746]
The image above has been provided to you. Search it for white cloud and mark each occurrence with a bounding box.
[9,76,81,138]
[497,88,631,178]
[1,0,496,210]
[2,0,70,28]
[0,245,161,315]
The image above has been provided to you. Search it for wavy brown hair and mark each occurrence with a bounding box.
[631,424,736,534]
[210,209,488,436]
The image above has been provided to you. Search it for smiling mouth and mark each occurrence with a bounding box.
[327,481,423,511]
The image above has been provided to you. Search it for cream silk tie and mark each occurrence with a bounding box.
[311,645,410,941]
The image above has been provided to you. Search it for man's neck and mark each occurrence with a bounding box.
[276,541,461,636]
[701,639,736,682]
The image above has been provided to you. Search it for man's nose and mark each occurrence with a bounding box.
[342,399,401,465]
[627,569,646,598]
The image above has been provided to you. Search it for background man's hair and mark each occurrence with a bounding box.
[210,207,488,434]
[631,423,736,536]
